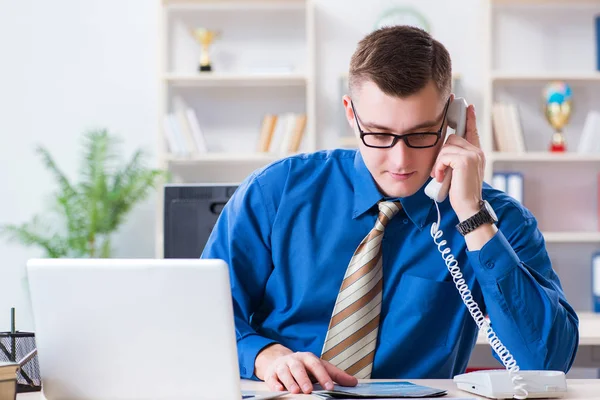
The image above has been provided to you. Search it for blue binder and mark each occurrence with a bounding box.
[593,252,600,313]
[596,15,600,71]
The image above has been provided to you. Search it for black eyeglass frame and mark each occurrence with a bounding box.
[350,98,451,149]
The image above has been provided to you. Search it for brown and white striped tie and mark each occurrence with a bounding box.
[320,201,401,379]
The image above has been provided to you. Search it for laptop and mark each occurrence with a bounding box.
[26,258,287,400]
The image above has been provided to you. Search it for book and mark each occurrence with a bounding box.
[578,111,600,154]
[593,252,600,313]
[257,114,278,152]
[506,172,524,204]
[0,362,18,400]
[310,381,447,398]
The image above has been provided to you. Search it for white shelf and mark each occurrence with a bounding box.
[164,153,290,164]
[492,71,600,83]
[542,232,600,243]
[164,73,307,87]
[477,312,600,345]
[490,152,600,162]
[164,0,306,11]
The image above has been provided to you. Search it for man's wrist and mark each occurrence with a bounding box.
[456,200,483,222]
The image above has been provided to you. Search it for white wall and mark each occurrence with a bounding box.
[0,0,160,331]
[0,0,484,331]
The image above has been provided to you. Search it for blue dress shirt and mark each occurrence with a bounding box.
[201,149,579,380]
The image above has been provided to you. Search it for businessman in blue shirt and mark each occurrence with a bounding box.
[202,26,578,394]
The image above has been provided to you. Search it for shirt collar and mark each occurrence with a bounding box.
[352,150,436,230]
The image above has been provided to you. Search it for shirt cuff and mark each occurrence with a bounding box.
[466,229,520,285]
[238,334,279,380]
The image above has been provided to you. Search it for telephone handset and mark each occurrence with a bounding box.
[424,97,468,203]
[423,98,567,399]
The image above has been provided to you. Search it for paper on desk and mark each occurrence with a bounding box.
[311,381,447,398]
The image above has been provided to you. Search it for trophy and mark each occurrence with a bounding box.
[190,28,219,72]
[543,81,572,152]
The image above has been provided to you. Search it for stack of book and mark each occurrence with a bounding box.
[256,113,307,155]
[0,362,18,399]
[491,172,524,204]
[163,96,209,158]
[492,102,526,153]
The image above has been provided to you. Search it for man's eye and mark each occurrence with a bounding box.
[372,134,391,140]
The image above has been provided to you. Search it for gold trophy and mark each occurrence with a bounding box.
[191,28,219,72]
[543,81,572,152]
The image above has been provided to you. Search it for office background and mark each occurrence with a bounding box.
[1,0,599,377]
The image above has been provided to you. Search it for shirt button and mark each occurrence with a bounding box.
[486,261,494,269]
[403,219,409,224]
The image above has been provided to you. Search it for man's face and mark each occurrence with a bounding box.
[343,80,450,198]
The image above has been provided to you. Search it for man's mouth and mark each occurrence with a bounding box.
[388,171,415,181]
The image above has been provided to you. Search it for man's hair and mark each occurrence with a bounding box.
[349,25,452,99]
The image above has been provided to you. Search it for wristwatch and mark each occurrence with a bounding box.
[456,200,498,236]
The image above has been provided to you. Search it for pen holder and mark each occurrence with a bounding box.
[0,332,41,393]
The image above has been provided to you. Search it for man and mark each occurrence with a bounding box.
[201,26,578,395]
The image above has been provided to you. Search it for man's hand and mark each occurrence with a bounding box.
[431,104,485,222]
[254,344,358,394]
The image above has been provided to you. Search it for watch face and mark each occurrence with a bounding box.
[484,200,498,222]
[375,8,430,32]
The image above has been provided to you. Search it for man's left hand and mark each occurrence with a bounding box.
[430,104,485,222]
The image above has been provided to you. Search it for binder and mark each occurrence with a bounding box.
[596,15,600,71]
[593,252,600,313]
[506,172,524,204]
[492,173,507,193]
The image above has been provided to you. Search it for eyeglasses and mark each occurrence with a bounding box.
[350,98,451,149]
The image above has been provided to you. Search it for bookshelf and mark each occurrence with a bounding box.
[482,0,600,313]
[157,0,316,257]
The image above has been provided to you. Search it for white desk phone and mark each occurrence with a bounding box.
[423,98,567,399]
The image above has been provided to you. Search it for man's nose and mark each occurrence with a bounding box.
[388,138,411,167]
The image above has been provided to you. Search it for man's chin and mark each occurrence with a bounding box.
[380,182,420,198]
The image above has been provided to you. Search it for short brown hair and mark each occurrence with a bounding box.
[349,25,452,99]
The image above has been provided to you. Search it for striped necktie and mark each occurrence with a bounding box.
[320,201,402,379]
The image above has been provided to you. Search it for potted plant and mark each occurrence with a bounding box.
[0,129,167,258]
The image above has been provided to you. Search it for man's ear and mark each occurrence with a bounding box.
[342,95,356,132]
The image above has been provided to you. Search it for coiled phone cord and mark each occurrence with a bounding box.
[430,201,528,399]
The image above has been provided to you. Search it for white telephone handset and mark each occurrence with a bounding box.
[423,98,567,399]
[424,97,468,203]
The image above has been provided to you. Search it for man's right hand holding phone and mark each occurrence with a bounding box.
[254,344,359,394]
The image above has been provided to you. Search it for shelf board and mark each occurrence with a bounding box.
[164,73,307,87]
[164,153,289,163]
[164,0,306,11]
[542,232,600,243]
[490,152,600,162]
[477,311,600,345]
[492,71,600,83]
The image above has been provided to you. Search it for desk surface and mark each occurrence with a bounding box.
[476,312,600,345]
[243,379,600,399]
[17,379,600,400]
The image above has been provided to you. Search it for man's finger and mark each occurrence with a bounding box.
[323,360,359,387]
[265,373,285,392]
[464,104,480,148]
[287,359,314,394]
[303,355,334,391]
[276,364,301,394]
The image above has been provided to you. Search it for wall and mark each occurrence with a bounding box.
[0,0,160,330]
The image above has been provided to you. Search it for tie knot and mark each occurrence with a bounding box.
[376,201,402,230]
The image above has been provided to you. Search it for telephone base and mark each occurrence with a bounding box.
[453,369,567,399]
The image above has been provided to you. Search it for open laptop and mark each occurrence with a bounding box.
[26,258,287,400]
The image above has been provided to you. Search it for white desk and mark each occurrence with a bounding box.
[17,379,600,400]
[471,312,600,370]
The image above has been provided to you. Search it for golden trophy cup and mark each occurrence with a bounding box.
[190,28,220,72]
[543,81,572,152]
